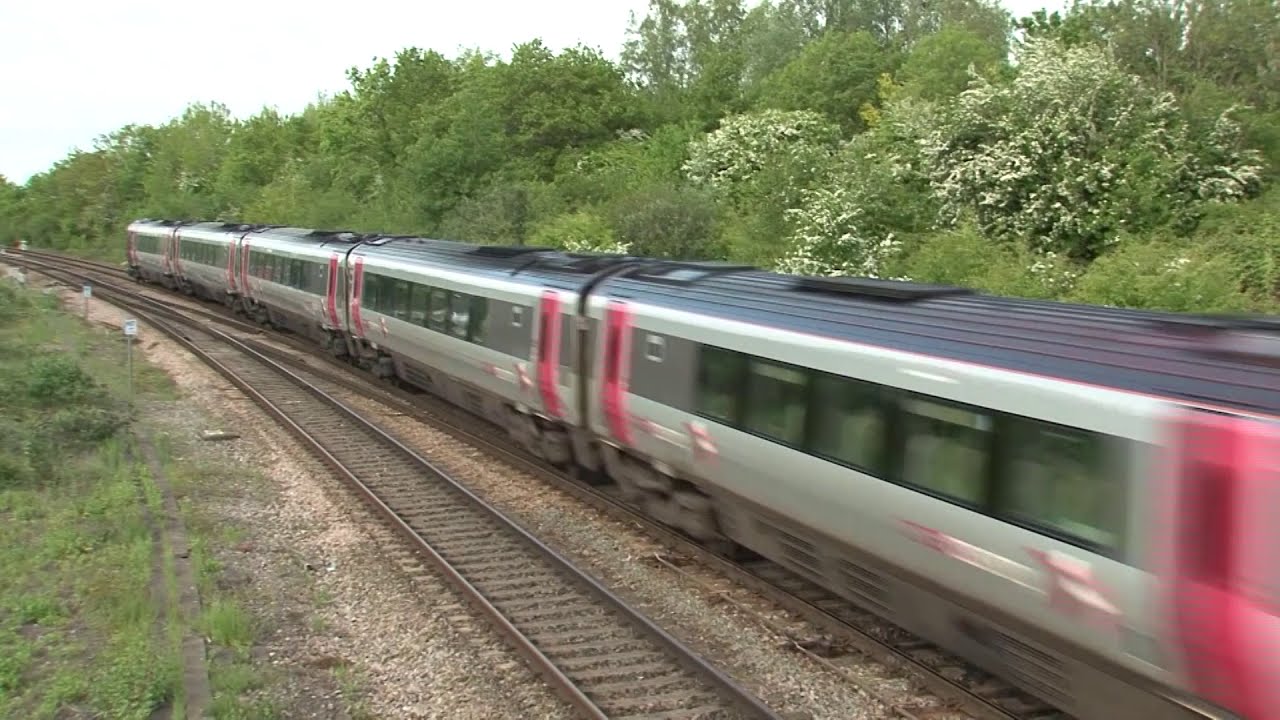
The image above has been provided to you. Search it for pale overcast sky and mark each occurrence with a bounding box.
[0,0,1057,185]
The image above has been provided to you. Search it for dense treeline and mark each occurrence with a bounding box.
[1,0,1278,312]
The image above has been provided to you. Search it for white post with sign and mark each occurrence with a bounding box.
[82,284,91,322]
[123,318,138,400]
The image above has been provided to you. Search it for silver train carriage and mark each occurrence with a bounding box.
[124,220,1280,720]
[125,218,182,286]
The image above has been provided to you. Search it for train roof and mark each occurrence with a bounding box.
[356,235,757,293]
[356,236,1280,414]
[596,269,1280,417]
[141,221,1280,415]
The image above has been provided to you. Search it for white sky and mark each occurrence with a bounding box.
[0,0,1058,185]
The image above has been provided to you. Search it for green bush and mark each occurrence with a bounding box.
[529,210,622,253]
[606,185,723,260]
[42,406,127,445]
[25,355,102,406]
[894,225,1080,299]
[1069,239,1261,313]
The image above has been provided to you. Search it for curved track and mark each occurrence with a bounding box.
[12,248,1070,720]
[6,251,782,720]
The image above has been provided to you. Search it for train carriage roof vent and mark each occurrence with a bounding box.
[793,275,976,301]
[628,261,758,285]
[360,234,419,246]
[1148,314,1280,365]
[510,251,642,276]
[470,245,557,258]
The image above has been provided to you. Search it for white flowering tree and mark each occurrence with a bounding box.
[683,109,842,206]
[920,37,1264,259]
[776,91,942,278]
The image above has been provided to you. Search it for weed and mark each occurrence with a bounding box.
[0,281,179,719]
[202,600,253,653]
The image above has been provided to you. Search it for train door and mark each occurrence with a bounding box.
[1161,408,1280,720]
[348,256,366,340]
[601,299,633,445]
[535,290,565,419]
[162,228,175,278]
[170,228,183,280]
[323,253,341,330]
[239,236,253,303]
[126,231,139,269]
[226,237,239,296]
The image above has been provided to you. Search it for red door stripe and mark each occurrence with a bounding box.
[325,254,340,329]
[537,290,563,418]
[350,257,365,338]
[602,300,633,445]
[240,238,252,299]
[225,239,236,292]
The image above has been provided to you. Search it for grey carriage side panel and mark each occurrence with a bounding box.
[480,300,533,359]
[627,326,697,411]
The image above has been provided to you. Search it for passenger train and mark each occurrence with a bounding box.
[124,218,1280,720]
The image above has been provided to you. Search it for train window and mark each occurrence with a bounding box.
[390,280,412,320]
[809,373,887,476]
[999,418,1121,549]
[428,288,449,332]
[469,296,489,343]
[362,272,382,313]
[449,292,471,340]
[511,306,525,327]
[696,345,747,425]
[310,261,327,294]
[409,283,431,326]
[645,335,665,363]
[743,358,810,446]
[899,396,992,506]
[389,278,409,316]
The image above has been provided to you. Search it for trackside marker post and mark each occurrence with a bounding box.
[123,318,137,401]
[82,284,91,322]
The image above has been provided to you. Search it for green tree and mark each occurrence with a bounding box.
[897,25,1008,100]
[756,30,897,130]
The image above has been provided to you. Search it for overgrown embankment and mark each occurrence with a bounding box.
[0,281,182,719]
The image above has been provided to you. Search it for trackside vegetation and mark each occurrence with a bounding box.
[1,0,1278,313]
[0,281,181,718]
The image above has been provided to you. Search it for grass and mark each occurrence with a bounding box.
[0,276,374,719]
[0,281,181,719]
[158,439,287,720]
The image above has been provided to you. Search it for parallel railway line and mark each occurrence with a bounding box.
[11,248,1068,720]
[6,250,782,720]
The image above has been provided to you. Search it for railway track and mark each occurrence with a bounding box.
[11,249,1070,720]
[5,252,782,720]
